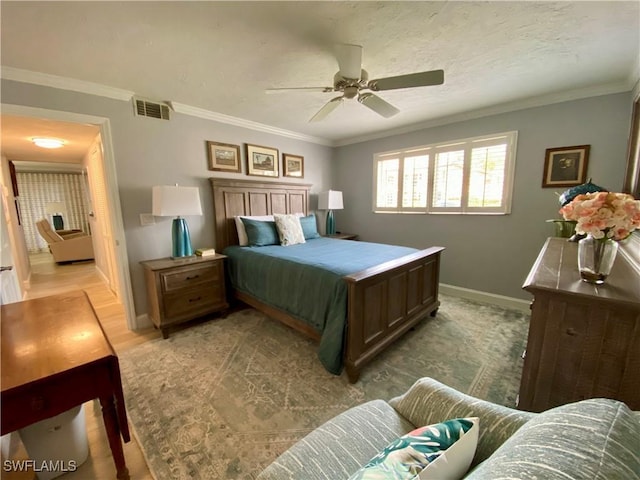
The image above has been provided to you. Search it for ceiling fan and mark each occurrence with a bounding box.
[266,44,444,122]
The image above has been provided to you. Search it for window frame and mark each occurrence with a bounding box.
[373,131,518,215]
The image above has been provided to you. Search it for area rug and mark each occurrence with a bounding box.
[118,294,529,479]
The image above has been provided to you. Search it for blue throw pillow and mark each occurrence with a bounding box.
[241,218,279,246]
[299,214,320,239]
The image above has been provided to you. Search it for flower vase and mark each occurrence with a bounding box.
[577,234,619,284]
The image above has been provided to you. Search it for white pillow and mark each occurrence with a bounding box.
[234,215,274,246]
[419,417,479,479]
[348,417,479,480]
[273,214,306,246]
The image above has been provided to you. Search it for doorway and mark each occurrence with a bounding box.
[0,104,136,328]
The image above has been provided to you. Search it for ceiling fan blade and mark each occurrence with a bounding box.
[369,69,444,91]
[358,93,400,118]
[336,44,363,80]
[265,86,334,94]
[309,96,344,122]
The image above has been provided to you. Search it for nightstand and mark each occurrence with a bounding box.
[140,254,228,338]
[326,233,359,240]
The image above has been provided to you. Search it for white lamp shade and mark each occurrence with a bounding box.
[45,201,65,214]
[152,185,203,217]
[318,190,344,210]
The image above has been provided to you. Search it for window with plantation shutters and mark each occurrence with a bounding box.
[373,131,517,214]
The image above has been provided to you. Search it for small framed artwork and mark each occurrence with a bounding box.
[246,144,279,177]
[542,144,590,188]
[207,141,242,173]
[283,153,304,178]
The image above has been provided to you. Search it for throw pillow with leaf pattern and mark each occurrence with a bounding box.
[348,417,479,480]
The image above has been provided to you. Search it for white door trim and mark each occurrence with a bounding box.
[2,103,137,329]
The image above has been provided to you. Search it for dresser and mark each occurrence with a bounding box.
[141,254,228,338]
[518,237,640,412]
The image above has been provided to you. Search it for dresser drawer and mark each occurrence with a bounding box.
[161,264,220,292]
[163,286,225,319]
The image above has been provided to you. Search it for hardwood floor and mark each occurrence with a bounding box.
[2,253,159,480]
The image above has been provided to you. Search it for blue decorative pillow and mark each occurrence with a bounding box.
[299,214,320,239]
[348,417,479,480]
[240,218,279,246]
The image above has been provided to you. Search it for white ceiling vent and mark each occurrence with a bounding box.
[133,97,171,120]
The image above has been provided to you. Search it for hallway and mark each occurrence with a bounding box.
[2,254,157,480]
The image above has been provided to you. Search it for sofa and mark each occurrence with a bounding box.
[35,219,94,263]
[257,377,640,480]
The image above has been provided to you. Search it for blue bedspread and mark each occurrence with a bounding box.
[224,237,417,375]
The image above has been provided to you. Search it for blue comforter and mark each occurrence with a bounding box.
[224,237,417,374]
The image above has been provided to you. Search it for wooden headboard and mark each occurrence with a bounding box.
[210,178,311,252]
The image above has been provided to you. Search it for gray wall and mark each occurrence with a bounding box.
[333,92,633,299]
[1,79,334,314]
[2,78,633,308]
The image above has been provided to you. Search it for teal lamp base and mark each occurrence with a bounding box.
[171,217,194,258]
[326,210,336,235]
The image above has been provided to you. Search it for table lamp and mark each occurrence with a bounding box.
[45,201,66,230]
[152,185,203,258]
[318,190,343,235]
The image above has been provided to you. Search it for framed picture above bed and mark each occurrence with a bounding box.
[246,144,279,177]
[207,141,241,173]
[283,153,304,178]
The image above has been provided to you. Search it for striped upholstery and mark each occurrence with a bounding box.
[257,378,640,480]
[466,399,640,480]
[257,400,414,480]
[388,377,535,466]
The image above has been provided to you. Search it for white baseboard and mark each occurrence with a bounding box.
[440,283,531,313]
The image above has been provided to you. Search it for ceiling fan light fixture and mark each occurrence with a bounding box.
[32,137,65,149]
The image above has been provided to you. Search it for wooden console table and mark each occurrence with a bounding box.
[1,290,130,480]
[518,237,640,412]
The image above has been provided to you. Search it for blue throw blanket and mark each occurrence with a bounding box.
[224,237,417,375]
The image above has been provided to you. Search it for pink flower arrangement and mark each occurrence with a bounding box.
[559,192,640,241]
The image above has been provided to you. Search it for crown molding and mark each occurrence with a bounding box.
[3,66,633,149]
[1,66,135,101]
[169,102,332,146]
[335,80,634,147]
[1,66,331,146]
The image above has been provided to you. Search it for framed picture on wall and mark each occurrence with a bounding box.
[246,144,279,177]
[542,144,590,188]
[207,141,242,173]
[283,153,304,178]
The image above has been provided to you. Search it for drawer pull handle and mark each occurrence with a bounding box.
[188,297,202,303]
[566,328,577,336]
[186,275,200,280]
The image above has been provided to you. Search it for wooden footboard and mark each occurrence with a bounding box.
[343,246,444,383]
[210,177,444,383]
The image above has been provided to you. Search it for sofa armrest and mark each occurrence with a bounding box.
[257,399,415,480]
[388,377,535,466]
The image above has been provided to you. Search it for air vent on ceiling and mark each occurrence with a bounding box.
[133,97,171,120]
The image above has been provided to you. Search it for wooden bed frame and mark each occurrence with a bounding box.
[211,178,444,383]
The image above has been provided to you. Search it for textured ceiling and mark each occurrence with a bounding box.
[1,1,639,146]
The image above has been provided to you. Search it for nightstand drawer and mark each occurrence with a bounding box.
[163,286,224,318]
[141,254,228,338]
[161,264,220,292]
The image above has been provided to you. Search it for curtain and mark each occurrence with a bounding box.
[16,172,90,253]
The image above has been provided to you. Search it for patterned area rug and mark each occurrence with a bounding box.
[119,294,529,479]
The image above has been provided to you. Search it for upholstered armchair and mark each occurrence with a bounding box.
[36,219,94,263]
